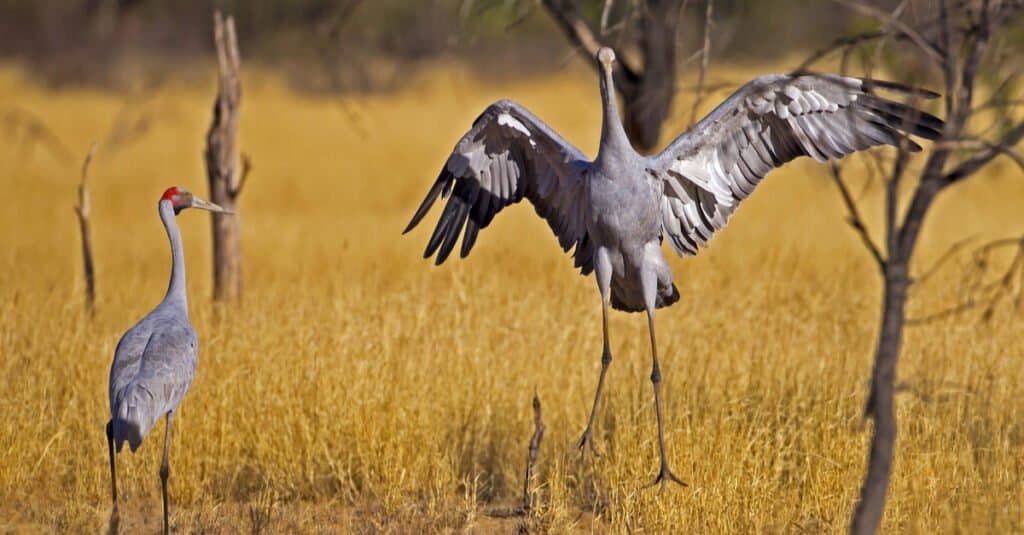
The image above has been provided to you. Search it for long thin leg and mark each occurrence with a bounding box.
[106,420,118,508]
[106,420,121,535]
[160,412,174,535]
[577,296,613,459]
[644,308,686,492]
[578,248,614,459]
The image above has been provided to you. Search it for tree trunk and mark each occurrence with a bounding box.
[624,0,679,152]
[205,11,243,302]
[850,263,909,535]
[539,0,681,153]
[75,192,96,315]
[74,143,97,316]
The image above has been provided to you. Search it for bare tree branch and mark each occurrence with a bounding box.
[233,152,253,198]
[935,138,1024,172]
[522,389,545,514]
[887,144,909,256]
[540,0,639,89]
[942,122,1024,184]
[911,235,977,290]
[74,143,98,316]
[836,0,946,66]
[905,299,985,325]
[940,0,956,121]
[484,389,547,522]
[792,7,948,74]
[828,163,886,273]
[688,0,713,128]
[600,0,615,33]
[909,235,1024,324]
[794,31,889,73]
[1,107,74,165]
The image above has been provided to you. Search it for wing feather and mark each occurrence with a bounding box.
[405,100,594,274]
[649,73,943,257]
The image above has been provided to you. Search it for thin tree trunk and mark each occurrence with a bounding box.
[850,263,909,535]
[205,11,244,302]
[74,143,98,316]
[522,390,545,513]
[625,0,679,152]
[539,0,682,153]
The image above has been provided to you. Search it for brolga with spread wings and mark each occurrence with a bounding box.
[106,187,233,532]
[404,46,943,490]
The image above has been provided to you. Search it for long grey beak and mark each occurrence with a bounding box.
[191,196,235,214]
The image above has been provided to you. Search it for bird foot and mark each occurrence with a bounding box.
[645,463,687,494]
[107,506,120,535]
[576,429,602,461]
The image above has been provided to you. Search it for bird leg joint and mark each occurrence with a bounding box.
[601,347,612,367]
[650,367,662,385]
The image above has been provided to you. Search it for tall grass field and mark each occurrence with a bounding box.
[1,61,1022,533]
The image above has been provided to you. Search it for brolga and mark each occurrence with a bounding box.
[404,47,943,490]
[107,187,232,532]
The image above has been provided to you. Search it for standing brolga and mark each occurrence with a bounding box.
[404,47,943,490]
[107,187,232,532]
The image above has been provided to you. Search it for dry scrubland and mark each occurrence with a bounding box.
[0,60,1022,533]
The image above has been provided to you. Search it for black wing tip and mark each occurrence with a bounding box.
[861,95,945,140]
[405,167,457,235]
[787,71,941,100]
[861,77,941,99]
[459,219,480,259]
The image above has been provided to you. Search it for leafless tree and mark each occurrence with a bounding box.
[540,0,711,152]
[205,11,250,302]
[1,107,74,165]
[74,143,98,316]
[963,236,1024,319]
[803,2,1023,533]
[482,390,546,525]
[521,389,545,514]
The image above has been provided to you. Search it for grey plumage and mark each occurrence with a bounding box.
[109,305,197,453]
[650,73,942,258]
[106,187,230,534]
[405,47,943,491]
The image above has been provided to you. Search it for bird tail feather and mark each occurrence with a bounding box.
[610,282,680,313]
[112,384,158,453]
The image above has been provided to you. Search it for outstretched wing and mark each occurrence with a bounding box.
[404,99,594,274]
[649,73,944,256]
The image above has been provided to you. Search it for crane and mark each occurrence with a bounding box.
[404,47,943,491]
[106,186,232,533]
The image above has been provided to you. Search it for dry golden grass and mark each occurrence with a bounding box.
[0,60,1022,533]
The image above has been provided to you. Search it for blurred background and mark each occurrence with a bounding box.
[2,0,900,90]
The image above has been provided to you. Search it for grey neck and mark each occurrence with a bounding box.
[597,65,632,161]
[159,200,188,312]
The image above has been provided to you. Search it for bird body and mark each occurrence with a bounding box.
[109,199,199,453]
[587,166,678,313]
[105,187,231,533]
[405,46,943,490]
[109,305,197,452]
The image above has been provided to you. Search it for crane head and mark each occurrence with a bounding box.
[161,186,234,215]
[597,47,616,70]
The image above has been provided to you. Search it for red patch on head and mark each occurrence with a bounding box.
[161,187,180,202]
